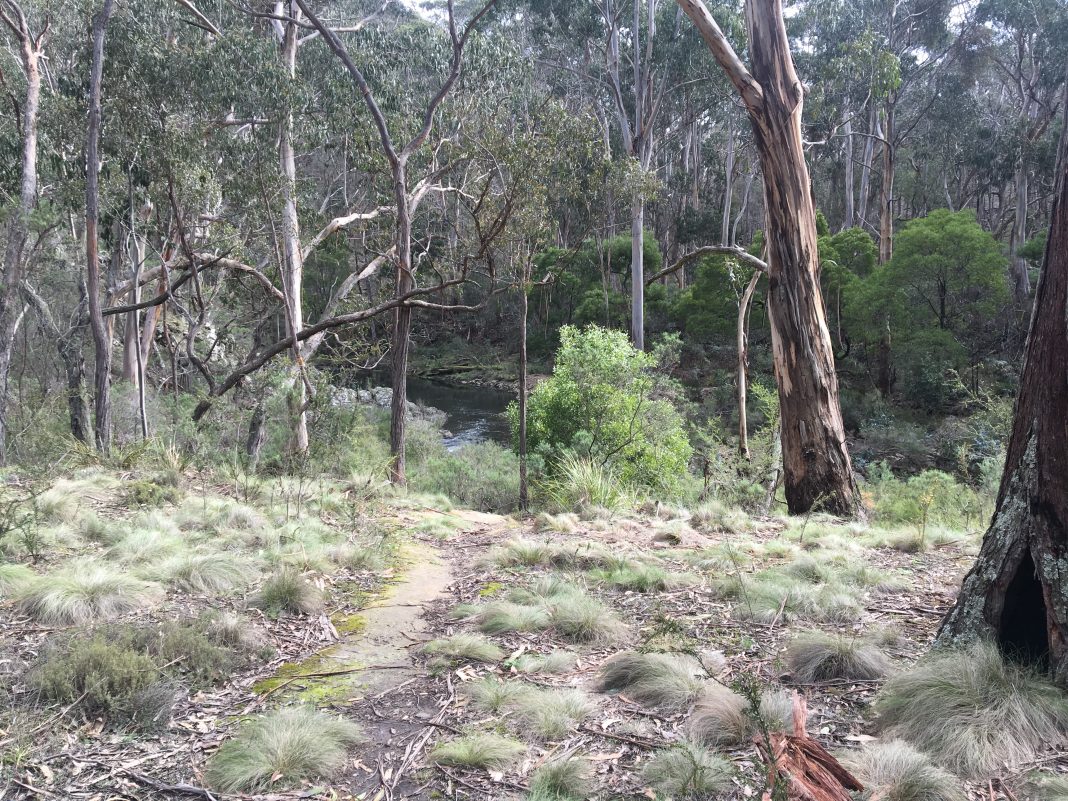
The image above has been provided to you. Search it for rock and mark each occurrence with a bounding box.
[329,385,448,427]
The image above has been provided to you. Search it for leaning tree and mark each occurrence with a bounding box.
[936,94,1068,684]
[676,0,858,515]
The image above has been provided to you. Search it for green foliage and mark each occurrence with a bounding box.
[421,633,503,664]
[865,464,989,532]
[539,454,631,512]
[514,325,692,494]
[411,441,520,513]
[205,707,363,793]
[31,637,170,727]
[122,478,183,508]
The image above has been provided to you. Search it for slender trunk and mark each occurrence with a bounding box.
[721,122,735,244]
[280,5,309,454]
[858,105,877,229]
[737,268,761,459]
[519,278,529,511]
[86,0,116,454]
[842,117,855,230]
[936,98,1068,684]
[630,194,645,349]
[389,159,413,484]
[121,235,141,382]
[0,18,43,465]
[1010,163,1031,302]
[878,102,895,264]
[246,401,268,472]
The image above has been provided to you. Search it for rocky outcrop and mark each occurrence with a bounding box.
[329,385,448,427]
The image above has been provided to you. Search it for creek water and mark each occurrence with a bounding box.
[405,377,514,449]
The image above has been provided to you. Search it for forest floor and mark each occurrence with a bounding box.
[0,470,1064,800]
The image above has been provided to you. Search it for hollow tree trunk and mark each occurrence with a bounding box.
[677,0,859,515]
[86,0,116,454]
[936,101,1068,684]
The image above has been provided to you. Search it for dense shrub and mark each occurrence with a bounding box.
[513,325,692,494]
[412,441,520,513]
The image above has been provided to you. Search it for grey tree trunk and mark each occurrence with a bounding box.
[842,117,855,230]
[1009,163,1032,302]
[630,195,645,350]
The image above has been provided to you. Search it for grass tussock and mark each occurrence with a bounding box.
[597,651,706,711]
[16,564,162,624]
[464,677,532,713]
[429,733,526,769]
[146,552,255,594]
[841,740,966,801]
[548,593,628,644]
[527,756,592,801]
[786,631,892,682]
[588,562,688,593]
[687,683,751,747]
[421,633,503,664]
[514,687,594,740]
[205,707,363,793]
[251,570,324,616]
[0,562,35,595]
[713,568,865,624]
[641,740,732,798]
[875,641,1068,776]
[475,601,552,634]
[690,500,754,534]
[509,650,577,674]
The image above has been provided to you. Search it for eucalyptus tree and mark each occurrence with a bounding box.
[677,0,859,516]
[0,0,50,463]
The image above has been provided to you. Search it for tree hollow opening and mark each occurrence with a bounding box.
[999,550,1049,666]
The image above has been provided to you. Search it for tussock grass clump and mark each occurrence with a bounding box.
[176,496,266,535]
[487,538,556,568]
[332,543,388,571]
[534,512,580,533]
[514,687,593,740]
[510,651,577,674]
[475,601,551,634]
[690,500,754,534]
[146,552,255,594]
[16,565,163,624]
[0,562,35,595]
[203,611,268,652]
[875,641,1068,776]
[786,631,892,682]
[589,562,685,593]
[549,593,627,643]
[687,683,750,746]
[421,633,503,664]
[597,651,706,711]
[464,677,532,712]
[31,637,170,725]
[642,740,732,798]
[251,570,323,616]
[714,570,864,624]
[205,707,363,793]
[429,733,526,769]
[759,687,796,733]
[107,527,186,563]
[528,756,592,801]
[841,740,965,801]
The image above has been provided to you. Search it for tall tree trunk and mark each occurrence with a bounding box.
[86,0,116,454]
[678,0,859,516]
[878,103,895,264]
[842,117,855,230]
[721,120,735,244]
[630,195,645,349]
[0,7,44,465]
[1009,162,1032,302]
[737,268,761,459]
[858,105,877,230]
[518,277,529,511]
[389,159,413,485]
[936,99,1068,685]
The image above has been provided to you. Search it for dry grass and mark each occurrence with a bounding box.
[786,631,892,682]
[205,707,363,792]
[421,633,503,664]
[641,739,732,798]
[597,651,706,711]
[428,733,525,769]
[841,740,966,801]
[15,564,163,624]
[875,641,1068,776]
[686,683,751,747]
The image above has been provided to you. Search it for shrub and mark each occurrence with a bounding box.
[597,651,706,711]
[251,570,323,616]
[539,454,632,513]
[413,442,520,513]
[16,565,163,624]
[134,621,238,684]
[31,637,166,723]
[122,479,182,508]
[527,756,592,801]
[786,631,891,683]
[205,707,363,792]
[875,641,1068,776]
[515,325,692,494]
[429,733,525,769]
[841,740,966,801]
[642,740,732,798]
[421,634,503,664]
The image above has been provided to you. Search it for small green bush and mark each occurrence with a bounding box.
[133,621,238,684]
[412,442,520,513]
[205,707,363,792]
[122,479,183,508]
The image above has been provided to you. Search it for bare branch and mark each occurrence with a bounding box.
[675,0,763,109]
[646,244,767,285]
